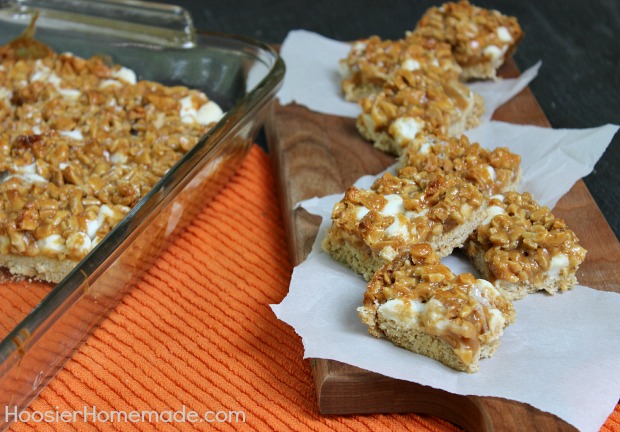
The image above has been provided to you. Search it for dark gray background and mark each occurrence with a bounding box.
[161,0,620,239]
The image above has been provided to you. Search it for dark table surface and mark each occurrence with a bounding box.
[165,0,620,240]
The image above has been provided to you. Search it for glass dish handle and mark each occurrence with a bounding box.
[0,0,196,47]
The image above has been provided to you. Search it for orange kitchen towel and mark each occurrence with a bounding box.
[6,145,620,431]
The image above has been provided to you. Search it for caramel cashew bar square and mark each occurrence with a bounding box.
[323,172,487,280]
[358,243,515,373]
[411,0,524,80]
[356,69,484,156]
[464,192,587,300]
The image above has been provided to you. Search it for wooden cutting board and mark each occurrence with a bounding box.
[265,60,620,431]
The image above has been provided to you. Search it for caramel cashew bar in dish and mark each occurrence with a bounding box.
[397,133,521,196]
[358,243,515,373]
[412,0,524,80]
[357,68,484,156]
[322,172,486,280]
[0,43,224,283]
[339,35,461,102]
[464,192,587,300]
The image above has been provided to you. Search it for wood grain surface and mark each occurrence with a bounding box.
[265,60,620,431]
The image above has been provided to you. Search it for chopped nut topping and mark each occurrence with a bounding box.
[0,43,223,263]
[412,0,524,79]
[328,172,484,262]
[340,35,461,101]
[466,192,587,291]
[397,133,521,195]
[361,243,515,370]
[357,68,483,153]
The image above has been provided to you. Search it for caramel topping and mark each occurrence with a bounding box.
[329,172,484,259]
[359,68,477,139]
[0,42,220,262]
[412,0,523,70]
[364,244,515,366]
[467,192,587,288]
[398,133,521,195]
[340,35,461,101]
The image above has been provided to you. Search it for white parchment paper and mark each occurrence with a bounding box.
[277,29,541,120]
[271,121,619,432]
[272,29,620,432]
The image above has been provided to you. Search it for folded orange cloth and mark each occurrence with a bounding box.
[5,145,620,431]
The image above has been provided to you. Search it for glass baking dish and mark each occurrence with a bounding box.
[0,0,284,428]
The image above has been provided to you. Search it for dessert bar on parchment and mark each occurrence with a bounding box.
[358,243,515,373]
[412,0,524,80]
[339,0,524,102]
[340,1,523,156]
[464,192,587,300]
[323,171,487,280]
